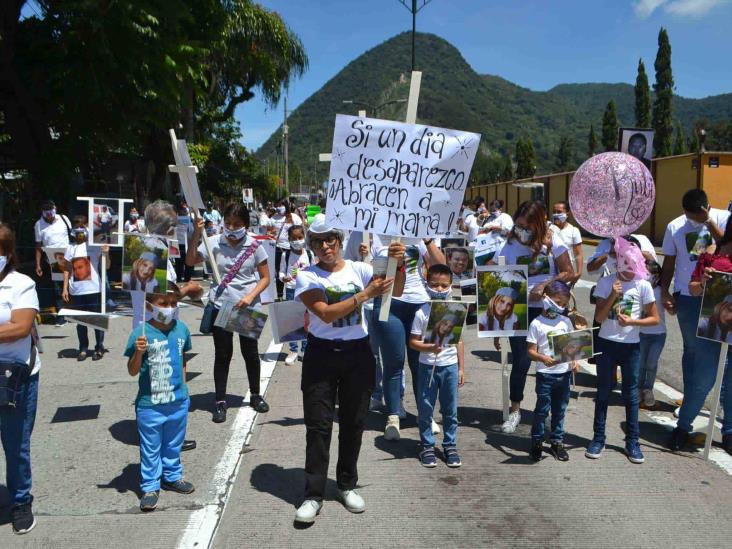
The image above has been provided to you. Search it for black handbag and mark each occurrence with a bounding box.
[199,302,218,335]
[0,344,36,408]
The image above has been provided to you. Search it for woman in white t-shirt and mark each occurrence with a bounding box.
[124,207,145,234]
[490,201,574,434]
[270,199,303,300]
[292,214,405,524]
[549,201,583,284]
[0,223,41,534]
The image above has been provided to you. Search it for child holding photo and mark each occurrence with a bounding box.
[526,281,576,462]
[409,264,465,468]
[125,292,195,512]
[478,286,520,332]
[279,225,312,364]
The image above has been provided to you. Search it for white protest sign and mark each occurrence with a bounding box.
[168,129,206,211]
[325,115,480,238]
[242,188,254,204]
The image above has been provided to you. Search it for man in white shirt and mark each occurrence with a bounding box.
[33,200,71,324]
[660,189,730,396]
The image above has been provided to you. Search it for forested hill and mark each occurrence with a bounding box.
[254,32,732,178]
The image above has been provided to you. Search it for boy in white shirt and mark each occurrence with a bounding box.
[527,281,576,461]
[409,264,465,468]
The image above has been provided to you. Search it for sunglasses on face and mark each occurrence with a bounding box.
[311,236,338,250]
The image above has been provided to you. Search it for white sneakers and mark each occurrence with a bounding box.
[431,419,441,435]
[338,489,366,513]
[501,411,521,433]
[384,415,401,440]
[294,499,322,523]
[285,351,299,365]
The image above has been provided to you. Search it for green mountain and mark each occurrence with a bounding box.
[255,32,732,181]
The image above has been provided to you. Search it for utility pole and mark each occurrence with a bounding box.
[397,0,434,71]
[283,95,289,198]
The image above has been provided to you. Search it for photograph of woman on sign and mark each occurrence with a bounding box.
[476,265,528,337]
[423,301,469,348]
[697,272,732,344]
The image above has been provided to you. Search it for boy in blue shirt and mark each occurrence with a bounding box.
[124,292,195,511]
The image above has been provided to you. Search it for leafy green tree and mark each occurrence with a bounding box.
[588,124,598,157]
[515,138,535,179]
[500,154,514,181]
[635,59,651,127]
[555,136,574,171]
[602,100,619,151]
[688,128,700,153]
[652,27,674,157]
[673,122,687,155]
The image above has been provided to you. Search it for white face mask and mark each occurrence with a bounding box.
[224,227,247,241]
[277,206,286,215]
[43,208,56,220]
[0,256,7,273]
[426,286,451,300]
[552,213,568,224]
[290,239,305,251]
[147,302,177,325]
[542,295,566,318]
[514,227,533,244]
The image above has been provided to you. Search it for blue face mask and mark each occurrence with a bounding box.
[542,295,567,318]
[552,213,568,224]
[224,227,246,241]
[426,286,451,300]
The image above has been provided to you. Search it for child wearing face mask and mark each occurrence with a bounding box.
[638,258,666,409]
[409,264,465,468]
[279,225,312,364]
[125,292,195,512]
[587,238,659,465]
[526,281,576,462]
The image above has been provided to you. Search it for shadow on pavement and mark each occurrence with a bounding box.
[249,463,337,508]
[57,348,81,359]
[188,391,245,413]
[97,463,143,498]
[373,435,421,461]
[0,485,9,525]
[109,419,139,446]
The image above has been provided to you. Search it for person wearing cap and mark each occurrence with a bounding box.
[293,214,405,524]
[34,199,73,325]
[478,286,520,332]
[670,218,732,455]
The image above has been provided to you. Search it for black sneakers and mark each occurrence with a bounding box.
[669,427,689,452]
[11,502,36,535]
[212,401,227,423]
[530,440,543,461]
[251,394,270,413]
[162,479,195,494]
[140,491,159,512]
[550,442,570,461]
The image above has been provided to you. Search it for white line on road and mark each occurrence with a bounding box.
[176,339,282,549]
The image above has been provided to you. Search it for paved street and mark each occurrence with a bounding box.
[2,263,732,548]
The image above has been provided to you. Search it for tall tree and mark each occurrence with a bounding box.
[652,27,674,157]
[588,124,598,157]
[555,136,574,171]
[601,100,619,151]
[634,58,651,127]
[673,122,687,155]
[688,128,700,153]
[501,154,514,181]
[515,138,535,179]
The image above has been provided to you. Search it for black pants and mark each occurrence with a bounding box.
[174,244,194,282]
[274,246,285,299]
[301,336,375,501]
[212,325,261,401]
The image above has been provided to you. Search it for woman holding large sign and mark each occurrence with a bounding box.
[293,215,405,524]
[491,201,574,433]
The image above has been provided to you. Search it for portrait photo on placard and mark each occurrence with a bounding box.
[423,301,469,347]
[269,300,309,344]
[619,127,654,169]
[44,246,68,281]
[445,246,474,285]
[549,328,594,363]
[122,234,169,294]
[697,271,732,344]
[214,301,268,339]
[477,264,528,337]
[90,198,122,246]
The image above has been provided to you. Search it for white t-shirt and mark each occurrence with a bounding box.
[411,303,459,366]
[271,213,303,249]
[279,249,312,290]
[295,260,372,340]
[0,271,41,375]
[594,276,656,344]
[34,214,71,248]
[64,243,102,296]
[372,234,428,304]
[478,311,518,332]
[124,219,146,234]
[661,209,730,296]
[640,285,666,335]
[527,314,575,374]
[496,233,569,307]
[550,223,582,271]
[587,234,657,277]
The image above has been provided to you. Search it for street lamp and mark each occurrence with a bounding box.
[342,98,407,117]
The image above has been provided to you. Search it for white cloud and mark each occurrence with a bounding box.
[634,0,668,18]
[664,0,729,17]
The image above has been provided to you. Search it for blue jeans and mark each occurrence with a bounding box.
[71,292,105,352]
[675,293,702,393]
[364,306,393,402]
[0,373,39,506]
[508,307,542,403]
[593,338,641,443]
[639,332,667,391]
[136,398,189,493]
[373,297,423,415]
[285,288,307,354]
[417,362,458,448]
[677,339,732,435]
[531,371,572,443]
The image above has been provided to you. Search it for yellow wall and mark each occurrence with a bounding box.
[702,153,732,211]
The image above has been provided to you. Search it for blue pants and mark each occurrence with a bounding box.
[71,292,105,352]
[531,371,572,443]
[373,297,423,415]
[508,307,542,403]
[677,339,732,435]
[285,288,307,354]
[364,306,404,402]
[0,373,38,506]
[639,332,666,391]
[417,362,459,448]
[675,293,702,393]
[593,338,640,443]
[136,398,189,493]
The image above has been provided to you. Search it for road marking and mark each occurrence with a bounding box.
[577,360,732,476]
[176,339,282,549]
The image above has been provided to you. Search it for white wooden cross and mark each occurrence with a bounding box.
[168,129,221,285]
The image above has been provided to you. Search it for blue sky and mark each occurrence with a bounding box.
[238,0,732,151]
